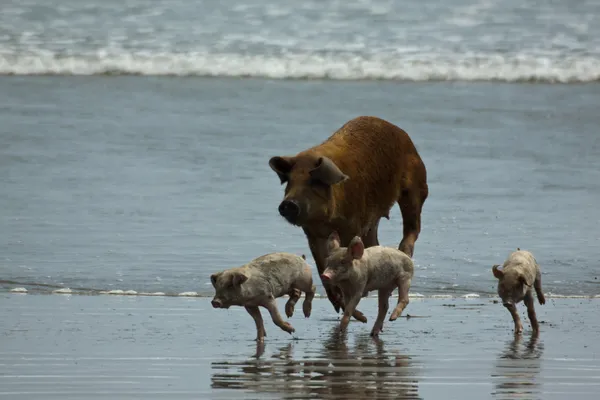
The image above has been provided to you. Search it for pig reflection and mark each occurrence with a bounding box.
[322,232,414,336]
[211,253,316,342]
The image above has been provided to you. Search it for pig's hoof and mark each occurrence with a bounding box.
[370,329,381,337]
[285,305,295,318]
[353,311,368,323]
[282,323,295,334]
[539,297,546,305]
[303,303,312,318]
[389,311,400,321]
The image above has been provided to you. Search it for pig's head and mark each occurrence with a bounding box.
[210,270,248,309]
[269,154,349,226]
[321,233,365,284]
[492,264,532,306]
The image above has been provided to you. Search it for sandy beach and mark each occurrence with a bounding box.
[2,293,599,399]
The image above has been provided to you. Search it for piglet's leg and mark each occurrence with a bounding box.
[504,303,523,334]
[245,306,266,342]
[339,293,363,333]
[264,299,295,335]
[371,289,391,337]
[524,292,539,333]
[302,284,316,318]
[534,273,546,305]
[390,278,411,321]
[285,288,301,318]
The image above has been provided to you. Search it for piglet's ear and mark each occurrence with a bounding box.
[327,231,341,253]
[231,272,248,287]
[348,236,364,260]
[492,265,503,280]
[210,273,220,288]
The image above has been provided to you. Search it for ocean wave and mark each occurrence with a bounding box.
[1,51,599,83]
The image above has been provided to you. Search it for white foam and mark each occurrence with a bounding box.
[9,287,27,293]
[139,292,166,296]
[52,288,73,294]
[177,292,199,297]
[462,293,481,299]
[0,51,598,83]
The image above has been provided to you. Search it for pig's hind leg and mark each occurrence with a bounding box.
[371,289,392,337]
[285,288,301,318]
[524,291,540,333]
[534,271,545,305]
[245,306,267,342]
[295,267,316,318]
[264,298,295,335]
[389,278,411,321]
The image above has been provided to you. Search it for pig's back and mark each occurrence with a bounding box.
[364,246,414,290]
[245,253,308,293]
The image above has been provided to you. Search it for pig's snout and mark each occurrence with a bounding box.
[211,299,222,308]
[278,200,300,221]
[321,271,333,281]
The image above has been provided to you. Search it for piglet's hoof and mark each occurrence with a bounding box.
[282,323,296,334]
[285,303,295,318]
[353,310,368,323]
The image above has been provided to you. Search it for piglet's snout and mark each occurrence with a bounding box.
[211,299,222,308]
[321,271,333,281]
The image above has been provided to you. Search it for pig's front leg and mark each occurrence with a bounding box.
[524,291,539,333]
[263,298,295,335]
[504,303,523,334]
[245,306,267,342]
[339,292,364,333]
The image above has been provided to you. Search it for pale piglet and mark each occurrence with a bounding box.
[492,248,546,334]
[321,232,414,337]
[211,253,316,342]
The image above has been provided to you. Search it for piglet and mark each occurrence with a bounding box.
[492,248,546,334]
[210,253,316,342]
[321,232,414,337]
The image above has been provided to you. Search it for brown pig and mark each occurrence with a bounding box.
[269,116,428,320]
[321,232,414,337]
[210,253,316,342]
[492,248,546,334]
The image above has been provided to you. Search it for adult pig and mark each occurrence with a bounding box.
[210,253,316,342]
[269,116,428,318]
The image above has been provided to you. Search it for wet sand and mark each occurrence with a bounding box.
[1,294,599,399]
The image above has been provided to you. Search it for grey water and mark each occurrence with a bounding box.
[0,0,599,297]
[1,77,599,297]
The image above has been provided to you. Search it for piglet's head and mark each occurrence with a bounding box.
[322,233,365,283]
[269,155,349,227]
[492,264,532,306]
[210,270,248,309]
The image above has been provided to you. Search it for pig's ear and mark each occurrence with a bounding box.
[327,231,341,252]
[519,274,532,287]
[309,157,349,186]
[492,265,503,279]
[231,272,248,287]
[269,156,295,184]
[348,236,364,260]
[210,272,221,288]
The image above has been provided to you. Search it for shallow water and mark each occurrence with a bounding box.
[1,77,599,297]
[2,294,600,399]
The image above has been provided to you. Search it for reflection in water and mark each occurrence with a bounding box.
[492,332,544,400]
[211,327,421,399]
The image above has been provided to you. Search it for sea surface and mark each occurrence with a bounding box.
[1,0,599,298]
